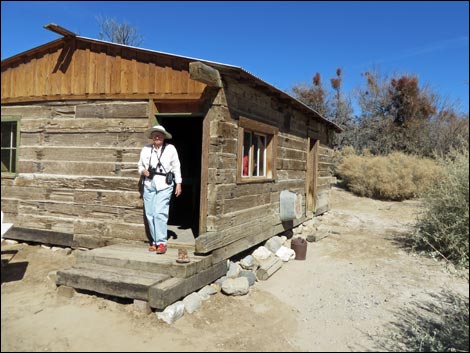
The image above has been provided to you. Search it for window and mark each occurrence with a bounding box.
[242,131,266,177]
[237,116,278,183]
[1,117,20,177]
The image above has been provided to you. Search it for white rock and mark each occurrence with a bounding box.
[252,246,273,264]
[265,236,283,253]
[183,293,202,314]
[226,261,241,278]
[221,277,250,296]
[198,285,218,299]
[275,246,296,262]
[157,301,185,324]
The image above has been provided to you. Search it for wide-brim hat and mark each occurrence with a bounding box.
[144,125,172,139]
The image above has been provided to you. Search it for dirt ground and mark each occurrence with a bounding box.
[1,186,468,352]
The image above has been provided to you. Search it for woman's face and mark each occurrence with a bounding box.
[151,132,165,147]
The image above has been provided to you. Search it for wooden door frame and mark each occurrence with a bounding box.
[306,131,319,214]
[198,113,210,234]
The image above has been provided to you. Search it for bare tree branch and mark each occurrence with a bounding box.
[96,16,144,46]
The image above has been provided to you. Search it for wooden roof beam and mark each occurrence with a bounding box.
[189,61,223,88]
[44,23,77,37]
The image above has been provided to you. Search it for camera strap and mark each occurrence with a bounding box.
[156,142,168,174]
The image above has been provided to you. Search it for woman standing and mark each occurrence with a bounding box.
[138,125,182,254]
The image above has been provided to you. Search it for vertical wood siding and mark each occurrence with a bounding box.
[1,39,206,103]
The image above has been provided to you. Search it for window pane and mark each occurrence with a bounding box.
[258,135,266,176]
[11,123,17,146]
[242,131,251,176]
[1,121,18,174]
[1,149,11,172]
[11,149,16,173]
[1,122,13,148]
[252,135,259,176]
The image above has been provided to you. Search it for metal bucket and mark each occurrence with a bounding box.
[291,237,307,260]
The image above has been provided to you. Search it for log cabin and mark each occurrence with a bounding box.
[1,24,341,264]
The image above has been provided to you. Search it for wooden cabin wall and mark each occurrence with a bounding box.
[197,77,336,261]
[316,145,336,215]
[1,100,150,248]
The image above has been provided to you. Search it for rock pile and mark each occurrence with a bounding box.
[157,234,301,324]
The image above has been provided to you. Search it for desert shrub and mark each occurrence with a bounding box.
[331,145,356,176]
[336,151,443,201]
[383,291,469,352]
[412,147,469,268]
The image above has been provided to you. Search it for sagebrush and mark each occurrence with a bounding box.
[335,150,443,201]
[412,147,469,268]
[383,291,469,352]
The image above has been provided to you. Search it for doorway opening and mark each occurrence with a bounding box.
[158,115,203,241]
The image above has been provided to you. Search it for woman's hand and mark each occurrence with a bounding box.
[142,169,150,177]
[175,183,182,197]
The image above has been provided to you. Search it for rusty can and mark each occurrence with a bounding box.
[291,237,307,260]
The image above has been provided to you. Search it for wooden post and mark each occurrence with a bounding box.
[189,62,223,88]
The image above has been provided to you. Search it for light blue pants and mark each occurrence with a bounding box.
[143,184,173,245]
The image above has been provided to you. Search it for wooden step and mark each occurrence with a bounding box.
[56,262,170,301]
[56,243,228,309]
[75,243,213,278]
[167,225,196,250]
[149,260,228,309]
[56,254,228,309]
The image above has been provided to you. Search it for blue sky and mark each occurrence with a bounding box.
[1,1,469,114]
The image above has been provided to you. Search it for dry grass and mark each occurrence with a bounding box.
[335,151,443,201]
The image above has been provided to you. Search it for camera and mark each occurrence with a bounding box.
[165,172,175,185]
[147,166,159,179]
[147,165,175,185]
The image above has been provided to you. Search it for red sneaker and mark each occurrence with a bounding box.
[156,243,167,254]
[148,243,157,252]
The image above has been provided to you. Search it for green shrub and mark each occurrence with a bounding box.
[412,147,469,268]
[335,151,443,201]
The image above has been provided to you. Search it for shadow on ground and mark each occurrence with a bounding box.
[1,256,28,283]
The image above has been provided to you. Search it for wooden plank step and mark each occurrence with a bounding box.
[4,227,74,247]
[167,224,196,250]
[149,260,228,309]
[56,262,171,301]
[75,243,214,278]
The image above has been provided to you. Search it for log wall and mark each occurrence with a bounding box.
[1,100,150,248]
[196,77,336,260]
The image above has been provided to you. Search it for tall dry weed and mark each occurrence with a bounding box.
[336,151,443,201]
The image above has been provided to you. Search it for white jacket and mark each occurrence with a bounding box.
[137,143,182,191]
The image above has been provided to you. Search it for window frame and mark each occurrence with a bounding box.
[237,116,278,184]
[1,115,21,179]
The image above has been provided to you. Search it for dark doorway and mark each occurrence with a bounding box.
[158,115,202,238]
